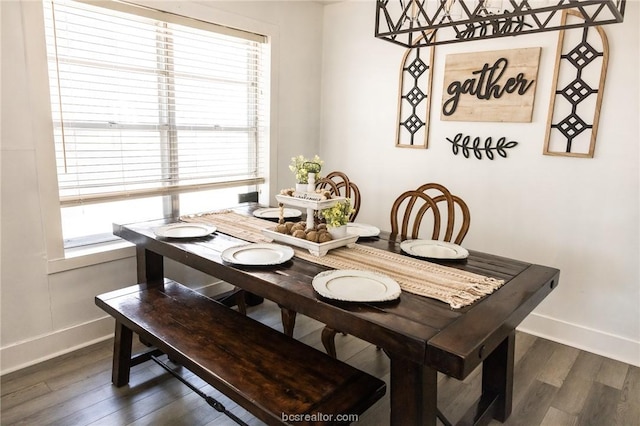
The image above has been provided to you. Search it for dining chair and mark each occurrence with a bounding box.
[280,171,361,338]
[320,183,471,359]
[315,171,361,222]
[390,182,470,244]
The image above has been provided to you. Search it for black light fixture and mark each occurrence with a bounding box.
[375,0,626,47]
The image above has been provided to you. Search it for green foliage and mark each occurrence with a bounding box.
[321,199,354,227]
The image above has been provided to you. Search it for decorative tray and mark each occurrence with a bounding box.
[262,227,358,257]
[275,194,347,210]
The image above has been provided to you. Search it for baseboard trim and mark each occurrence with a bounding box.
[0,317,115,376]
[518,312,640,367]
[1,281,231,376]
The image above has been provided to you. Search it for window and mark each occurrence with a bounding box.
[42,0,269,247]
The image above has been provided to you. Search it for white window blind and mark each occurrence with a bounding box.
[43,0,269,207]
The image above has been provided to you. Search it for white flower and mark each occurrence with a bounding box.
[289,154,323,184]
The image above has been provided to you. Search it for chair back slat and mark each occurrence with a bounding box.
[316,171,361,222]
[390,183,470,244]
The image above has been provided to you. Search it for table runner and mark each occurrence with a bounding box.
[183,211,505,309]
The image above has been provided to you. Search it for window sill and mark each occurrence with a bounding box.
[48,240,136,274]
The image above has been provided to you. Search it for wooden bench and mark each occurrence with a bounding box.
[95,279,386,425]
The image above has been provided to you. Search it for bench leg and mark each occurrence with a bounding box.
[112,321,133,387]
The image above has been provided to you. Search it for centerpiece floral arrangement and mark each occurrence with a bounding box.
[321,199,354,228]
[289,154,323,184]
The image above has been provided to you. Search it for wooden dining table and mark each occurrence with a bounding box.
[113,203,559,426]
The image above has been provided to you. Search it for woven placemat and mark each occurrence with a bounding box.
[183,211,504,308]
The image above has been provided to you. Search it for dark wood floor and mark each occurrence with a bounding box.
[2,299,638,426]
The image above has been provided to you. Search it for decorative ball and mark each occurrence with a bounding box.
[292,230,306,239]
[318,231,333,243]
[290,223,305,233]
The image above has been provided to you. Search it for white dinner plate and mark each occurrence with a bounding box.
[312,269,401,302]
[400,239,469,260]
[153,223,217,239]
[221,243,294,266]
[253,207,302,220]
[346,223,381,238]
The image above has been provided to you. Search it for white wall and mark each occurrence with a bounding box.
[1,0,638,375]
[319,0,639,365]
[0,0,322,374]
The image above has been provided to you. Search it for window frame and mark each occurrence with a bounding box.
[41,0,273,249]
[30,0,278,264]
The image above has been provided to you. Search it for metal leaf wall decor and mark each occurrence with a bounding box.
[396,35,434,149]
[544,10,609,158]
[446,133,518,160]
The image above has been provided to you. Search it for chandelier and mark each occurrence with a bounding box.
[375,0,626,47]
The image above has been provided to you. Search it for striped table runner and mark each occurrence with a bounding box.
[183,211,505,309]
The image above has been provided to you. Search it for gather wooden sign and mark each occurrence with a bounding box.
[441,47,541,122]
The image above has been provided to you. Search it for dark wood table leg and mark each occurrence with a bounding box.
[483,331,515,422]
[457,331,515,425]
[136,247,164,285]
[112,321,133,387]
[135,248,165,348]
[390,354,438,425]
